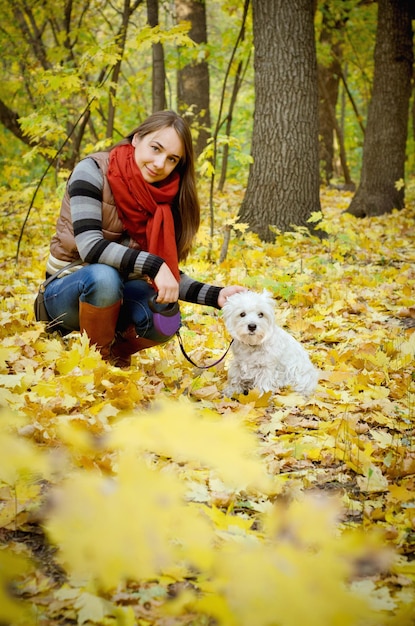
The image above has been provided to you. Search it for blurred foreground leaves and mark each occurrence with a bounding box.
[0,184,414,625]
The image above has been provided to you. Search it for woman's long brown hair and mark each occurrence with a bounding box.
[114,110,201,263]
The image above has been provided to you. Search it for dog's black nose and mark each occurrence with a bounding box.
[248,323,257,332]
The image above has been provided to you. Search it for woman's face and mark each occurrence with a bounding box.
[132,126,184,184]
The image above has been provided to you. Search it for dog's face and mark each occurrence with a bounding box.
[222,290,275,346]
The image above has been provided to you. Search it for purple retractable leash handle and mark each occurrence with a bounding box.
[148,295,181,338]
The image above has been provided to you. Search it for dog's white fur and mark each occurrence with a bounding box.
[222,290,319,397]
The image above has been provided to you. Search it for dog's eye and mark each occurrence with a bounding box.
[258,312,264,318]
[240,312,246,318]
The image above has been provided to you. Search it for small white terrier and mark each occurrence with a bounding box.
[222,290,319,397]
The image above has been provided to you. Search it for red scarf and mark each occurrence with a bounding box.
[107,143,181,281]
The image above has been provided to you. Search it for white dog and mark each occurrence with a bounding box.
[222,290,319,397]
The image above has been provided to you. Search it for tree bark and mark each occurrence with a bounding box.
[0,100,35,148]
[147,0,167,112]
[318,73,353,187]
[317,2,348,184]
[175,0,211,156]
[239,0,321,239]
[107,0,134,137]
[218,0,251,192]
[347,0,413,217]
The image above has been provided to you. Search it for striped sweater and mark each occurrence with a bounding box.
[47,153,222,308]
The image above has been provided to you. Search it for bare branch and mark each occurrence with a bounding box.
[0,99,36,148]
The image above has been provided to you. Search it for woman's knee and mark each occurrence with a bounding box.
[117,280,155,334]
[81,264,123,306]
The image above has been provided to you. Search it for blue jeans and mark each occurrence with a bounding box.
[43,264,171,341]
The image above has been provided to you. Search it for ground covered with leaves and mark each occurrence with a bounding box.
[0,184,414,626]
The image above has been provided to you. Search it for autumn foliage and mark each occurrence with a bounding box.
[0,183,414,625]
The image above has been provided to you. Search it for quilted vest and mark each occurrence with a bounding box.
[49,151,125,262]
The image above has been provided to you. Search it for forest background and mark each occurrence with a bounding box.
[0,0,414,625]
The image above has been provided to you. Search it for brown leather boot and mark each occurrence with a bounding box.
[79,300,121,361]
[110,325,160,368]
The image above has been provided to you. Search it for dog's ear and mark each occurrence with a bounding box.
[262,289,274,304]
[221,297,233,320]
[222,290,244,311]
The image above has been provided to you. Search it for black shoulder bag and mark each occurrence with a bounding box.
[34,260,82,330]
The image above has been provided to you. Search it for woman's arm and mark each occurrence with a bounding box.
[179,273,246,309]
[69,158,164,280]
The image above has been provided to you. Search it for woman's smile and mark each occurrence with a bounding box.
[132,127,184,183]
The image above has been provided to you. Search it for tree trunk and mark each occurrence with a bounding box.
[147,0,167,112]
[238,0,321,239]
[317,2,348,184]
[347,0,413,218]
[318,73,353,187]
[107,0,132,138]
[218,0,251,192]
[175,0,211,156]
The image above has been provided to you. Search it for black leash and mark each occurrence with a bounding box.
[176,331,233,370]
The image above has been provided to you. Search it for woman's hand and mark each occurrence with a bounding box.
[154,263,179,303]
[217,285,247,308]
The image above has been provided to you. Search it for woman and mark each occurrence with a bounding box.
[41,110,245,367]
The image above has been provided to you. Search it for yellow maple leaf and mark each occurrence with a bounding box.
[356,465,389,493]
[198,503,255,536]
[387,483,415,503]
[74,592,114,625]
[0,549,35,625]
[0,482,41,528]
[29,379,58,398]
[307,210,323,223]
[55,348,82,374]
[399,332,415,356]
[0,411,50,485]
[234,389,273,407]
